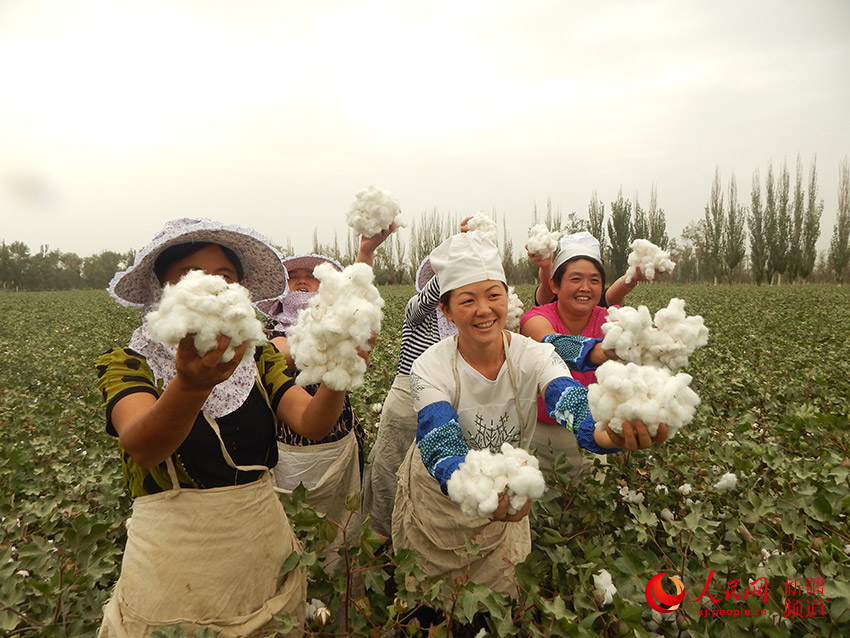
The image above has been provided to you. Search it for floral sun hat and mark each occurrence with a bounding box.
[415,256,435,292]
[255,254,343,334]
[108,217,287,309]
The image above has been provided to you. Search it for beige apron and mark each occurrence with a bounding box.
[100,411,307,638]
[273,430,363,570]
[360,373,417,539]
[391,333,532,598]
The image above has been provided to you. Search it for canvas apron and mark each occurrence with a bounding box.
[273,429,363,568]
[100,410,307,638]
[392,333,533,598]
[360,373,418,538]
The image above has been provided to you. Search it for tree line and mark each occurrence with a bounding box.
[3,155,849,291]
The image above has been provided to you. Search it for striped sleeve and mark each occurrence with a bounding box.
[544,377,617,455]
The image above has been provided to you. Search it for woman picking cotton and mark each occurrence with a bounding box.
[97,218,354,637]
[520,231,651,473]
[255,229,391,556]
[391,231,667,600]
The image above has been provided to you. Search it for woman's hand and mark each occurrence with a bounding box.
[602,420,668,450]
[490,493,532,522]
[589,342,618,366]
[460,216,473,232]
[356,223,396,266]
[355,331,378,367]
[173,334,250,392]
[526,248,552,269]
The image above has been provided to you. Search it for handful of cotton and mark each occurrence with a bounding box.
[287,262,384,391]
[601,298,708,370]
[624,238,675,283]
[446,443,545,518]
[526,223,560,257]
[346,185,406,238]
[465,212,498,244]
[505,286,524,332]
[587,361,700,439]
[145,270,266,363]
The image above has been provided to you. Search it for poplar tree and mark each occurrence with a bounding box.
[787,154,806,282]
[801,158,822,280]
[647,184,669,249]
[724,174,747,281]
[766,161,791,283]
[631,194,649,240]
[587,192,606,258]
[748,169,769,285]
[828,157,850,283]
[703,167,725,284]
[607,189,632,275]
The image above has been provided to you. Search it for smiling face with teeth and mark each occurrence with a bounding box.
[440,280,509,349]
[550,257,604,319]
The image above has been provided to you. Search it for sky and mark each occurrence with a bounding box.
[1,0,849,260]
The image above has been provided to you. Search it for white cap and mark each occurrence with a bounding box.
[429,231,506,294]
[552,231,603,274]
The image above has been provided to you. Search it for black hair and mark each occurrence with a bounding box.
[552,256,606,290]
[153,242,244,284]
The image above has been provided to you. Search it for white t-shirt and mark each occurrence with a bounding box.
[409,332,570,452]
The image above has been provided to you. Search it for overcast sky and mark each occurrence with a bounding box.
[1,0,848,260]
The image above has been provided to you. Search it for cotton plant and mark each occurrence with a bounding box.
[146,270,267,363]
[624,238,675,283]
[526,223,560,257]
[446,443,545,518]
[504,286,524,331]
[588,361,701,439]
[346,185,406,238]
[288,262,384,391]
[465,212,498,244]
[601,298,709,370]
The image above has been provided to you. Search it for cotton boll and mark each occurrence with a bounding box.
[466,213,498,244]
[505,286,524,331]
[624,238,675,283]
[589,361,700,437]
[526,224,560,257]
[593,569,617,606]
[446,444,545,517]
[146,270,266,363]
[346,185,406,238]
[287,262,384,391]
[601,298,708,370]
[713,472,737,491]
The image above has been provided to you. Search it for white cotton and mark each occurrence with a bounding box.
[526,223,560,257]
[601,298,708,370]
[505,286,524,331]
[713,472,738,491]
[677,483,692,496]
[465,212,498,244]
[593,569,617,606]
[305,598,331,626]
[660,508,675,521]
[146,270,266,363]
[624,238,675,283]
[588,361,700,438]
[446,443,545,518]
[346,185,406,238]
[655,484,669,495]
[287,262,384,391]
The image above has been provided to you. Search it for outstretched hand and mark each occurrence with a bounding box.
[490,493,532,522]
[604,420,668,450]
[174,334,250,392]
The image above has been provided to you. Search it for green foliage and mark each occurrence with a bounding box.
[1,285,849,636]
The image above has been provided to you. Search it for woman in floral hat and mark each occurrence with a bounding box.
[97,217,358,637]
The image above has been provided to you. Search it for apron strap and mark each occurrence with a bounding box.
[450,331,527,447]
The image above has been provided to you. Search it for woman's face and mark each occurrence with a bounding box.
[161,244,240,286]
[441,280,507,348]
[551,258,603,316]
[287,268,319,293]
